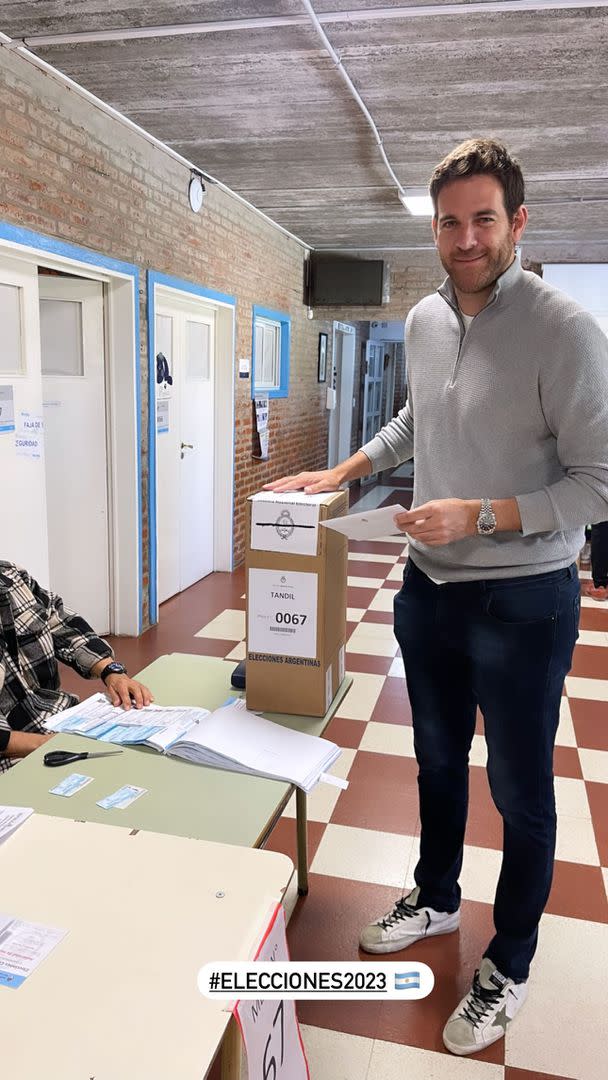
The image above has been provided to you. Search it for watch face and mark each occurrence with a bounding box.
[188,175,204,213]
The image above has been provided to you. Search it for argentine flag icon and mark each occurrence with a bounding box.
[394,971,421,991]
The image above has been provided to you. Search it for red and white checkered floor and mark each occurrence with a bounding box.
[74,467,607,1079]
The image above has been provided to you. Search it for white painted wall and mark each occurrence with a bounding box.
[542,265,608,336]
[369,319,405,342]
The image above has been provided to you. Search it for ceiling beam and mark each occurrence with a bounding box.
[16,1,608,48]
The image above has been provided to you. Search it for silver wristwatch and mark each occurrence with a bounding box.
[476,498,497,536]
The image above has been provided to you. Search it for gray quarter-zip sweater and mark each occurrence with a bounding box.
[361,257,608,581]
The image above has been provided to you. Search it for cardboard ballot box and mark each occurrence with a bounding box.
[246,489,348,716]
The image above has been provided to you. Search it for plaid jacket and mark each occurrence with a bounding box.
[0,562,113,773]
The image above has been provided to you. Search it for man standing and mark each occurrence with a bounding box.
[265,139,608,1055]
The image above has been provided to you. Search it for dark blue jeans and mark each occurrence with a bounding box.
[394,558,580,982]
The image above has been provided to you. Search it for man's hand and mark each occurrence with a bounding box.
[105,675,154,710]
[263,468,343,494]
[394,499,479,546]
[263,451,372,494]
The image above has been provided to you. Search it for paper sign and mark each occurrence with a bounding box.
[156,398,169,434]
[0,386,15,433]
[320,504,406,541]
[253,394,269,460]
[235,904,310,1080]
[250,493,323,557]
[239,357,250,378]
[15,412,44,459]
[0,914,67,989]
[248,568,318,658]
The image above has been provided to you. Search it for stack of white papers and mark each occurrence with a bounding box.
[44,695,340,793]
[165,701,341,792]
[0,806,33,845]
[44,694,209,752]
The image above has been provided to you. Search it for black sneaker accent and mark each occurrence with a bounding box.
[378,896,418,930]
[459,971,504,1029]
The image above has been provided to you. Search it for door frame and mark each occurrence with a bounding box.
[327,320,356,469]
[0,221,142,636]
[147,271,236,625]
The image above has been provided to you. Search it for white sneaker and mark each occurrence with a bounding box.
[443,957,528,1056]
[359,886,460,954]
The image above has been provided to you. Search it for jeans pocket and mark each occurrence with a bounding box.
[485,581,558,624]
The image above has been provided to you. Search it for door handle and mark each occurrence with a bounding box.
[180,442,194,450]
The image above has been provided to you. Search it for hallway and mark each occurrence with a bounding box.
[62,468,607,1079]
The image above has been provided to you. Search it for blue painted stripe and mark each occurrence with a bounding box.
[0,219,143,633]
[0,424,15,433]
[133,267,143,635]
[148,270,236,308]
[146,270,158,626]
[0,221,138,278]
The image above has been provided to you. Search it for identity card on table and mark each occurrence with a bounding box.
[49,773,94,798]
[97,785,147,810]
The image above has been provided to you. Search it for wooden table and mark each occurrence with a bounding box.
[0,813,293,1079]
[0,653,352,894]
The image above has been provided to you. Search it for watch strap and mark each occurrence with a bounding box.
[99,661,127,683]
[477,498,497,536]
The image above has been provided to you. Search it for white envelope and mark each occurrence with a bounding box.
[319,504,407,541]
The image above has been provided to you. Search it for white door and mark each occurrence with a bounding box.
[361,342,385,483]
[39,276,110,632]
[0,254,49,581]
[328,324,355,468]
[156,299,215,604]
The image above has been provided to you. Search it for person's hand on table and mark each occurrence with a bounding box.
[105,674,154,710]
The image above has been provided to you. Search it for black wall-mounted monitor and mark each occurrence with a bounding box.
[308,256,386,306]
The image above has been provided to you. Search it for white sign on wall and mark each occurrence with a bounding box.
[235,905,309,1080]
[15,412,44,459]
[156,398,169,434]
[248,568,318,659]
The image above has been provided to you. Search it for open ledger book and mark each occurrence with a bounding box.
[43,694,342,794]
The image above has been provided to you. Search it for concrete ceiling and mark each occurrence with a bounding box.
[2,1,608,266]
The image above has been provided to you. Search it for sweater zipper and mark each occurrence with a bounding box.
[441,295,466,388]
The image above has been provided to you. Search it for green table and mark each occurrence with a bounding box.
[0,653,352,894]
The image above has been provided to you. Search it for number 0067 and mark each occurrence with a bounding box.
[274,613,307,626]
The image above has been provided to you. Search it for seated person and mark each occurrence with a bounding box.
[0,560,152,773]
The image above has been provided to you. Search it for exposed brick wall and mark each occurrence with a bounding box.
[0,49,331,624]
[0,50,444,628]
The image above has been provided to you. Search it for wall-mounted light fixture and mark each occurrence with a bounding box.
[398,189,434,217]
[188,171,206,213]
